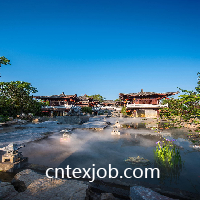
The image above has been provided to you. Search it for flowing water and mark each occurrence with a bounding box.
[0,117,200,197]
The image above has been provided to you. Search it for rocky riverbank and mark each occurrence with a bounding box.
[1,169,199,200]
[161,116,200,132]
[1,169,123,200]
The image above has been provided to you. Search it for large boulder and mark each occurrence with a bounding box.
[6,169,88,200]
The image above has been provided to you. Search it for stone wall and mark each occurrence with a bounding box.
[145,109,157,118]
[135,109,157,118]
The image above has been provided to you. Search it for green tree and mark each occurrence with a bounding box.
[121,106,127,115]
[0,81,45,116]
[0,56,11,65]
[0,96,16,117]
[88,94,105,103]
[0,56,11,77]
[160,72,200,122]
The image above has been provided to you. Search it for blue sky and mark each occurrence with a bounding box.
[0,0,199,100]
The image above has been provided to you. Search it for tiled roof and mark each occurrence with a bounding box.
[120,91,178,97]
[34,94,76,98]
[78,96,90,100]
[103,100,115,103]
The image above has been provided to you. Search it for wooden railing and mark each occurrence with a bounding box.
[126,103,168,108]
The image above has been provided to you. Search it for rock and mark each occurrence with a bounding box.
[11,179,27,192]
[130,186,176,200]
[0,182,18,199]
[9,169,88,200]
[85,187,119,200]
[125,156,150,166]
[100,193,117,200]
[85,186,101,200]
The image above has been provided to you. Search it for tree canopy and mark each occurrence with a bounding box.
[87,94,105,103]
[0,56,11,66]
[160,72,200,122]
[0,56,11,77]
[81,106,92,114]
[0,81,45,117]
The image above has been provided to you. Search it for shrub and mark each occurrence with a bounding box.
[81,107,92,114]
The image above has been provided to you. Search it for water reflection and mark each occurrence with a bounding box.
[120,134,162,147]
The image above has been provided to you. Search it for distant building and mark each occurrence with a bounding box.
[76,96,99,107]
[34,93,100,116]
[119,89,178,118]
[34,92,78,116]
[35,92,78,106]
[101,100,116,107]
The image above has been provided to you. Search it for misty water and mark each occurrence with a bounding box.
[0,117,200,196]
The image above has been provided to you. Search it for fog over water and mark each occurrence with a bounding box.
[0,117,200,195]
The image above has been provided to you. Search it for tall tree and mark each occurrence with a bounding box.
[0,81,41,116]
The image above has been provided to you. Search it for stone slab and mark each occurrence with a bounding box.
[130,186,177,200]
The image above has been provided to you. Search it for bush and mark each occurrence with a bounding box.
[81,107,92,114]
[0,115,9,122]
[121,106,127,115]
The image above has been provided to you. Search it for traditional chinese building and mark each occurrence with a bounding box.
[34,93,78,116]
[119,89,178,118]
[34,93,100,116]
[101,100,116,106]
[75,96,99,107]
[35,92,78,106]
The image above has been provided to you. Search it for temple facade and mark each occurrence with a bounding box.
[34,92,78,106]
[34,93,100,116]
[119,89,178,118]
[34,93,78,116]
